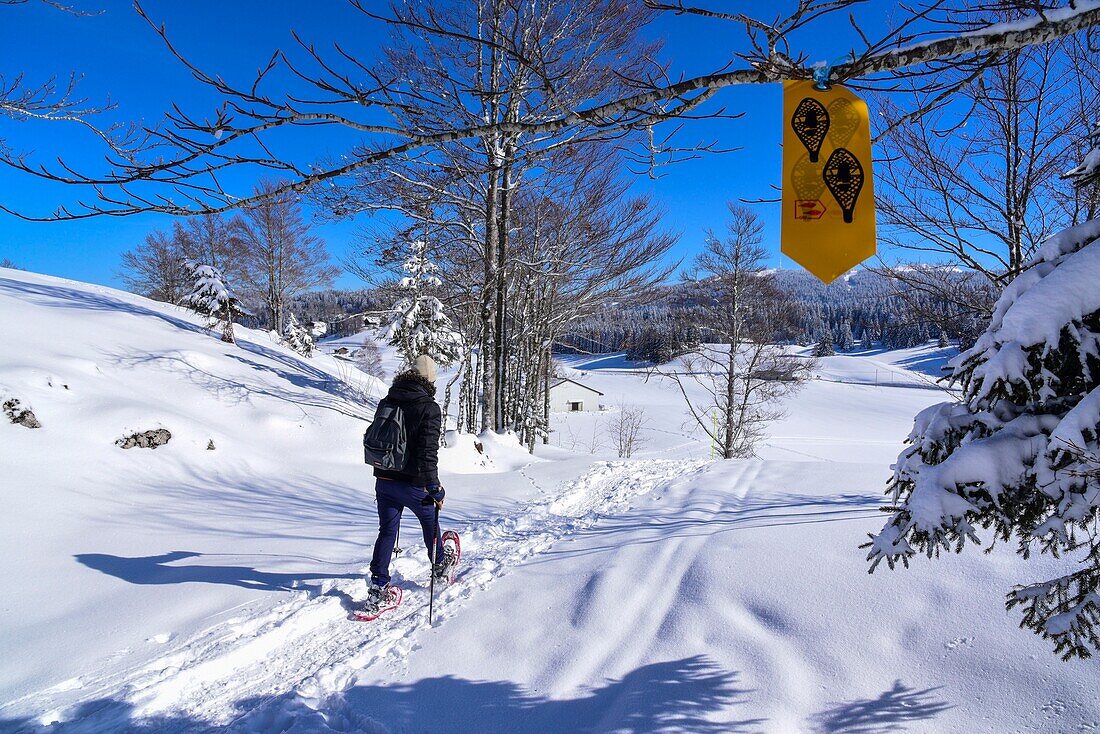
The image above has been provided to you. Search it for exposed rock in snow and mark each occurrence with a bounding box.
[115,428,172,450]
[3,398,40,429]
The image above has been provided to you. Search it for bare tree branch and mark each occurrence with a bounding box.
[3,1,1099,219]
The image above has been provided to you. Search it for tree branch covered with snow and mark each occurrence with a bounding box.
[866,203,1100,658]
[1066,121,1100,188]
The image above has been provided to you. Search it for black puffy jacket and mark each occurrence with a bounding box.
[372,373,442,488]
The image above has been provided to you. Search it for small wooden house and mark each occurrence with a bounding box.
[549,378,604,413]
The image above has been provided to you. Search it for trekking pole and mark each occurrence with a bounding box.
[428,503,440,625]
[394,523,402,557]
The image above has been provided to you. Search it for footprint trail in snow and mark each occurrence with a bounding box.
[26,459,707,731]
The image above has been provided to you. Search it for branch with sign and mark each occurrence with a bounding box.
[782,81,876,283]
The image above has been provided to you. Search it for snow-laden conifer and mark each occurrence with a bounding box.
[837,321,856,352]
[386,240,462,368]
[180,261,244,344]
[867,126,1100,660]
[283,312,315,357]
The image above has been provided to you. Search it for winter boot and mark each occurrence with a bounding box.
[353,583,403,621]
[432,532,461,584]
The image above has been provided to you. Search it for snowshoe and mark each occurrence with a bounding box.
[350,584,403,622]
[432,530,462,586]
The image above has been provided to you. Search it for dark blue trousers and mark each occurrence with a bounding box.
[370,478,444,586]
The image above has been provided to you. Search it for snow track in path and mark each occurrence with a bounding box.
[25,459,708,732]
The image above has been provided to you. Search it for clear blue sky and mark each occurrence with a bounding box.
[0,0,889,290]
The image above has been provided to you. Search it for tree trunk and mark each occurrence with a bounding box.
[724,344,736,459]
[492,152,514,432]
[479,162,500,434]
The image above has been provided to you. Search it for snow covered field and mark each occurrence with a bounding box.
[1,266,1097,733]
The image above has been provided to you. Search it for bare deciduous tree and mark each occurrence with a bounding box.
[232,181,339,334]
[879,40,1092,279]
[118,227,191,303]
[662,204,810,459]
[610,405,649,459]
[353,337,386,382]
[876,5,1100,324]
[176,214,245,284]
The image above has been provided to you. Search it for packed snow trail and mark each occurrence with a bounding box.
[4,460,706,731]
[332,460,1100,734]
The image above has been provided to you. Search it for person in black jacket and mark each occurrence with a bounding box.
[365,355,450,607]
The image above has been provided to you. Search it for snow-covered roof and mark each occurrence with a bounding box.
[549,377,604,396]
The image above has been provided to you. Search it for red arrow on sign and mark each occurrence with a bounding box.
[794,199,827,220]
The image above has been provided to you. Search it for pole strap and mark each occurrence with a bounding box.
[813,53,855,90]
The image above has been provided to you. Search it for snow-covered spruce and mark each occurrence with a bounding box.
[813,332,835,358]
[385,239,462,367]
[180,261,246,344]
[283,312,315,357]
[866,211,1100,659]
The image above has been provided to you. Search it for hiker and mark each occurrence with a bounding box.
[362,354,457,615]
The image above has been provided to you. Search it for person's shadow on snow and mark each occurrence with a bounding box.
[75,551,360,595]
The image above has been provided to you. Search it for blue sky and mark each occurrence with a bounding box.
[0,0,886,289]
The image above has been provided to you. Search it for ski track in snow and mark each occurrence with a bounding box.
[25,459,708,731]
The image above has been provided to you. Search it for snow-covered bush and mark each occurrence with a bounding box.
[386,239,462,367]
[867,127,1100,659]
[283,312,315,358]
[180,261,245,344]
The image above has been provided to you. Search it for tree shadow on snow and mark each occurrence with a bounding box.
[102,345,374,422]
[75,550,361,595]
[891,349,957,379]
[0,655,765,734]
[533,491,885,564]
[808,679,952,733]
[137,466,379,545]
[0,276,209,338]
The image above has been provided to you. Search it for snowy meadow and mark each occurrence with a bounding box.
[4,1,1100,732]
[1,267,1096,732]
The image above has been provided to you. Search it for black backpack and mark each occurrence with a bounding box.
[363,402,408,471]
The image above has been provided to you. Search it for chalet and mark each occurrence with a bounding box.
[548,378,604,413]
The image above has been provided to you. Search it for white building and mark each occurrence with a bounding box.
[548,378,604,413]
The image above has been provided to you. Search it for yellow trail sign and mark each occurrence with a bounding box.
[781,80,875,284]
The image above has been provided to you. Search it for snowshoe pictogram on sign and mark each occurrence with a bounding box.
[822,148,864,223]
[791,97,829,163]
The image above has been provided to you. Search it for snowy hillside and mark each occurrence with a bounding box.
[1,267,1097,732]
